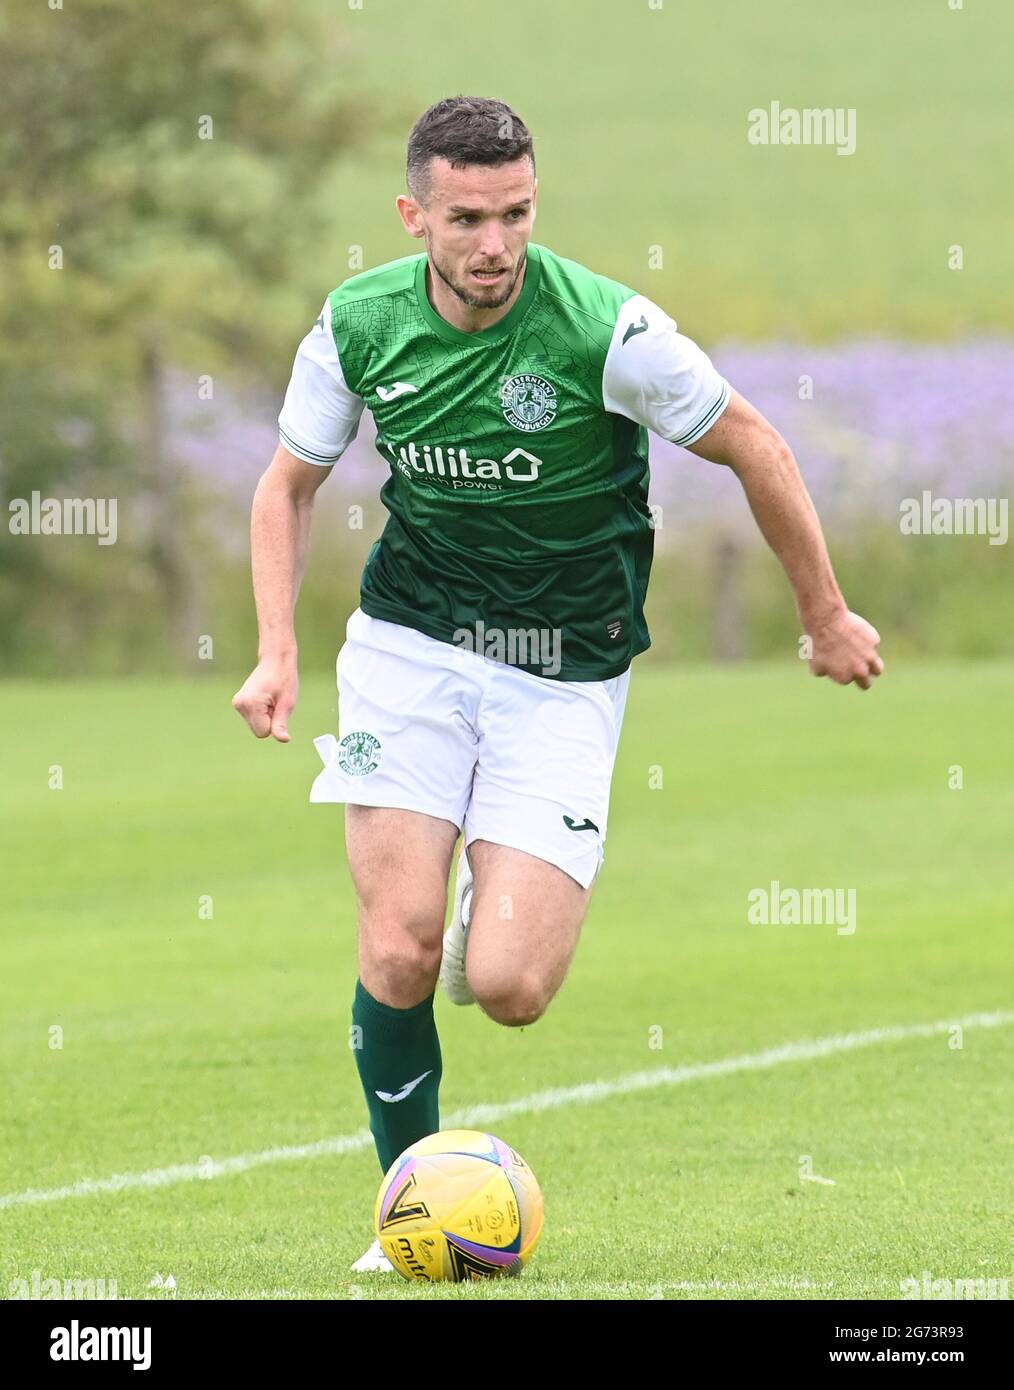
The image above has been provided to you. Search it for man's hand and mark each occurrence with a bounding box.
[688,393,885,692]
[806,608,884,691]
[233,445,332,743]
[232,654,299,742]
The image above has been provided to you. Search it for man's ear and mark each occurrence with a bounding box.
[395,193,426,239]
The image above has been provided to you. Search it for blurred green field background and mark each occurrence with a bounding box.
[1,667,1011,1298]
[2,0,1012,675]
[321,0,1014,340]
[2,0,1012,1303]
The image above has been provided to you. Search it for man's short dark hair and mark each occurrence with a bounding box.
[406,96,535,206]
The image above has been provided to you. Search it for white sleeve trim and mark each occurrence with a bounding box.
[277,299,366,466]
[602,293,730,447]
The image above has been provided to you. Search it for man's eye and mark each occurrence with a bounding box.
[456,215,477,225]
[509,208,527,219]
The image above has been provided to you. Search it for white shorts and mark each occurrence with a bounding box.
[310,609,631,888]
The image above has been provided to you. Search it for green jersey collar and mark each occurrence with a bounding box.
[414,243,542,345]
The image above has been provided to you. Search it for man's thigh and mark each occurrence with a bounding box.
[464,839,593,1020]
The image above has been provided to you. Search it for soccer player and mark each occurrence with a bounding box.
[232,96,883,1271]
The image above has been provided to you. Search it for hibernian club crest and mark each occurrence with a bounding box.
[337,731,381,776]
[499,373,557,432]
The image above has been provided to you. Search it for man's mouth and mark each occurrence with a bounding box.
[471,267,508,284]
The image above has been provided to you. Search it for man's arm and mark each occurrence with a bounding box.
[686,388,883,690]
[231,444,333,741]
[233,297,366,740]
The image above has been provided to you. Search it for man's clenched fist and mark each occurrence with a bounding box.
[232,655,299,741]
[806,609,884,691]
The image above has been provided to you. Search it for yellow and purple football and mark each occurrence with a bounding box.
[374,1129,544,1282]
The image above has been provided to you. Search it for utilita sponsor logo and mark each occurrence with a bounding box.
[383,439,543,490]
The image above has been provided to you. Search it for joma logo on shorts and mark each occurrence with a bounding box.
[383,440,543,490]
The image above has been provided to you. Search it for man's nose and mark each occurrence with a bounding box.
[477,227,507,260]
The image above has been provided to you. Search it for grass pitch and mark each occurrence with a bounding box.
[324,0,1014,341]
[1,662,1011,1300]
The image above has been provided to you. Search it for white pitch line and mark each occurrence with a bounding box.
[2,1009,1010,1212]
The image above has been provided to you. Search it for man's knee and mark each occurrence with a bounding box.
[360,904,444,1005]
[471,971,551,1028]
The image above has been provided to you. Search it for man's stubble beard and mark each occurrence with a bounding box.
[428,241,528,311]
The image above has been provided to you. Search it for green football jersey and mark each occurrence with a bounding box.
[278,242,730,680]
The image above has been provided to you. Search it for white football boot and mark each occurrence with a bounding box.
[439,844,476,1005]
[350,1238,394,1273]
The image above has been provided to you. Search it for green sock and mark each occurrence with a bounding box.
[352,978,442,1174]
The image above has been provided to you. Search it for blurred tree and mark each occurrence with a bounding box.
[710,531,745,663]
[0,0,373,669]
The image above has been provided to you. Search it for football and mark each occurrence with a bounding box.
[374,1128,544,1281]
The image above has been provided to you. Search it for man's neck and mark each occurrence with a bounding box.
[425,257,527,335]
